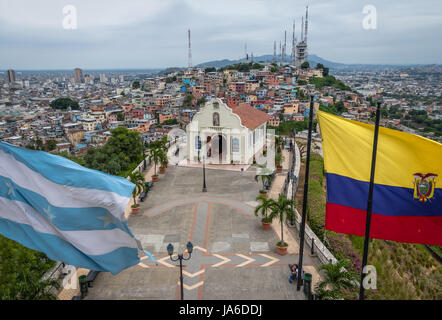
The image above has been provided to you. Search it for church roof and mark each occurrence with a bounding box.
[229,103,271,130]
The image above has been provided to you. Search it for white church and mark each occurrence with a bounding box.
[186,98,271,165]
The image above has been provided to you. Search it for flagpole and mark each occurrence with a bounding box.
[296,94,314,291]
[359,100,382,300]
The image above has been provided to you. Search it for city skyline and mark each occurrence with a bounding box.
[1,0,442,69]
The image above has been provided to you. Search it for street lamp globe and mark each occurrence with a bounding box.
[167,243,174,256]
[186,242,193,254]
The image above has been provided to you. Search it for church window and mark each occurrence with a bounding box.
[213,112,220,126]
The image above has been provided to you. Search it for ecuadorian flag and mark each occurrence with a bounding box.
[318,111,442,246]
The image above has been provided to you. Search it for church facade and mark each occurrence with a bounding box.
[186,98,270,165]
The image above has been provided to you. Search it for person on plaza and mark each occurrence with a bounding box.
[289,264,298,283]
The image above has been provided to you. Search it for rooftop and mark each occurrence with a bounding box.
[229,103,271,130]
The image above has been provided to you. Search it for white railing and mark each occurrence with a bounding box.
[287,141,337,265]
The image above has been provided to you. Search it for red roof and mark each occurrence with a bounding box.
[229,103,271,130]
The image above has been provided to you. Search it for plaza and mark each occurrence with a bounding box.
[83,163,322,300]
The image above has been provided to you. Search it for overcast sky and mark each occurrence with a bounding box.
[1,0,441,70]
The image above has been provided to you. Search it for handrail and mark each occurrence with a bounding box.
[286,139,338,265]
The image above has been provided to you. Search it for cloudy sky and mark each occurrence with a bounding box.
[1,0,441,69]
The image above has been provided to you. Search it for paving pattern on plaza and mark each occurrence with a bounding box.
[85,166,314,300]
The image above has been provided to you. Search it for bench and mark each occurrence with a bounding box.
[145,181,153,191]
[86,270,100,288]
[71,295,83,300]
[139,191,147,202]
[264,181,270,191]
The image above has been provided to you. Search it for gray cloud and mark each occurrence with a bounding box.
[0,0,441,69]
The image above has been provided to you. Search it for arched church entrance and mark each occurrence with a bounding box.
[211,134,227,164]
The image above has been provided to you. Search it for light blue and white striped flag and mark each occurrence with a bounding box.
[0,142,147,275]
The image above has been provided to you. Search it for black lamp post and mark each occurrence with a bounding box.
[202,156,207,192]
[167,242,193,300]
[297,94,315,291]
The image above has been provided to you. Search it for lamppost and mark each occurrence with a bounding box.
[167,242,193,300]
[202,156,207,192]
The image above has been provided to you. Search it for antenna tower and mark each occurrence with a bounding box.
[188,29,192,69]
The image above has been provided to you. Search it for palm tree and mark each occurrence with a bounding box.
[275,136,283,154]
[275,152,285,166]
[268,194,295,246]
[254,168,273,192]
[275,135,282,149]
[159,148,168,167]
[147,147,162,176]
[315,259,358,300]
[160,136,169,152]
[148,137,169,153]
[128,171,146,206]
[254,195,274,224]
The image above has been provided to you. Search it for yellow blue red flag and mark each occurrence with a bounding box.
[317,111,442,246]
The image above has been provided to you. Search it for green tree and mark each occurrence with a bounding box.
[204,67,216,73]
[315,259,358,300]
[254,170,273,191]
[148,136,169,153]
[116,112,125,121]
[128,171,146,206]
[254,195,274,223]
[297,79,307,86]
[162,118,178,125]
[83,127,143,176]
[251,63,264,70]
[301,61,310,69]
[50,98,79,110]
[0,235,58,300]
[268,194,295,246]
[36,139,44,150]
[45,140,57,152]
[147,147,163,176]
[315,63,329,76]
[105,157,121,175]
[132,81,140,89]
[297,88,306,100]
[165,76,177,83]
[184,94,194,106]
[106,127,143,163]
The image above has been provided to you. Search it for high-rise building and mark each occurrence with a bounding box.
[99,73,107,83]
[6,69,16,84]
[74,68,84,83]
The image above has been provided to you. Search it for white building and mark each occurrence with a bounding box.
[186,98,270,164]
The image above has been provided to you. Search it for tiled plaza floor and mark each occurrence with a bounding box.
[82,163,321,300]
